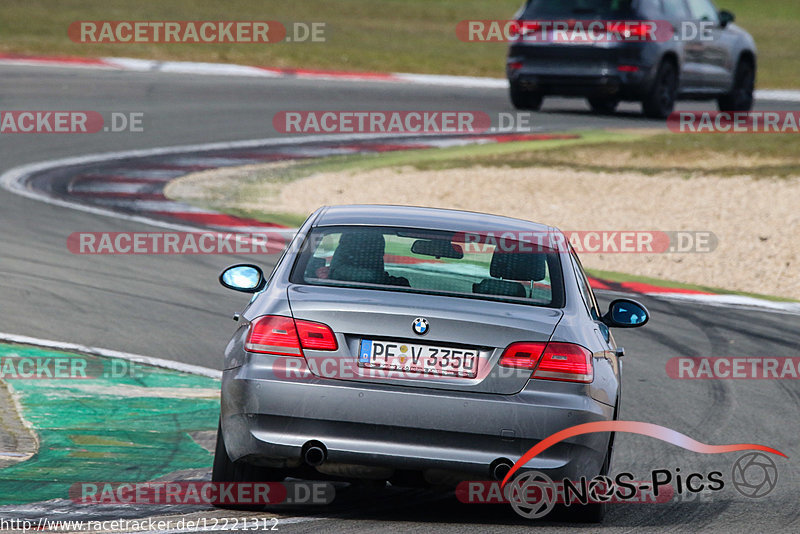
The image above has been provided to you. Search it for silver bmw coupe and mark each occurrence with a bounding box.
[213,205,649,520]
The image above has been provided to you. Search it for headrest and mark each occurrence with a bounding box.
[473,279,527,298]
[490,251,547,281]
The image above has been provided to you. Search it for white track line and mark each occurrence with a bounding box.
[0,332,221,379]
[0,132,411,232]
[642,292,800,315]
[2,55,800,101]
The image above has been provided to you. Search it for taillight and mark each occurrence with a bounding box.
[296,320,338,351]
[618,65,640,72]
[519,21,541,36]
[606,21,653,41]
[499,341,594,383]
[499,342,547,369]
[533,342,593,383]
[245,315,337,356]
[509,20,542,40]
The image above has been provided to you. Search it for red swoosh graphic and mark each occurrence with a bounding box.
[501,420,786,487]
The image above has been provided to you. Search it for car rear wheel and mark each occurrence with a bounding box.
[551,444,612,523]
[510,82,544,111]
[211,421,286,509]
[642,60,678,119]
[588,97,620,115]
[718,59,755,112]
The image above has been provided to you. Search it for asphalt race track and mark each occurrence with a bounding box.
[0,65,799,532]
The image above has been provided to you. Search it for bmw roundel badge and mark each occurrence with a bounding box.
[412,317,429,336]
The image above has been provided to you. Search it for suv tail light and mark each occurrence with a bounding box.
[245,315,338,356]
[509,21,543,40]
[500,341,593,383]
[605,21,654,41]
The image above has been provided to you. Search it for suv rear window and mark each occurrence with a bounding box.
[291,226,565,308]
[523,0,637,18]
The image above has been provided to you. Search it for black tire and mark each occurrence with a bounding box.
[718,59,755,112]
[642,60,678,119]
[551,439,613,524]
[212,421,285,509]
[573,444,612,523]
[588,96,620,115]
[510,82,544,111]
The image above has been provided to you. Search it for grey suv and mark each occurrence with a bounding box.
[506,0,757,118]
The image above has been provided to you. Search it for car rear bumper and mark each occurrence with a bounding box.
[220,355,615,482]
[507,43,658,99]
[509,68,651,98]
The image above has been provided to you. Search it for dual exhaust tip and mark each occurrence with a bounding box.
[302,443,513,482]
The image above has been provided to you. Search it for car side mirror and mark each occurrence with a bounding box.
[719,10,735,27]
[602,299,649,328]
[219,264,265,293]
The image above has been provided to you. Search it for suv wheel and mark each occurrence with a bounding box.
[718,59,755,112]
[510,82,544,111]
[212,421,285,509]
[588,97,620,115]
[642,61,678,119]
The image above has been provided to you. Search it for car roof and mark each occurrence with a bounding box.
[313,205,554,234]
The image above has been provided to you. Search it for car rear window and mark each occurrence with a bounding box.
[523,0,638,18]
[290,226,565,308]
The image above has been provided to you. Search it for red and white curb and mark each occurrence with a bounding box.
[1,52,800,101]
[0,132,575,252]
[589,278,800,314]
[1,128,797,311]
[52,133,574,237]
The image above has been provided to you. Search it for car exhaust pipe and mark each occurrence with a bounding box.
[302,442,327,467]
[491,459,514,481]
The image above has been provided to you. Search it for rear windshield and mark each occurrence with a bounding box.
[523,0,637,18]
[290,226,565,308]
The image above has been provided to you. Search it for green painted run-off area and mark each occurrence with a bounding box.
[0,343,219,505]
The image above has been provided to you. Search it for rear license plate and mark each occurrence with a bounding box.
[358,340,478,378]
